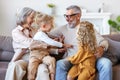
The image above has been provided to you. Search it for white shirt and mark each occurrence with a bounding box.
[33,30,63,48]
[12,25,33,51]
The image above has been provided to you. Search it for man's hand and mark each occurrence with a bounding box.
[59,35,65,43]
[52,35,65,43]
[94,46,105,58]
[58,48,67,54]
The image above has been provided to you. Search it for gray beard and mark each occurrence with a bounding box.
[68,24,75,28]
[68,20,77,28]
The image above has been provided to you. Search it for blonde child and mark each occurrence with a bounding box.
[28,13,73,80]
[67,21,97,80]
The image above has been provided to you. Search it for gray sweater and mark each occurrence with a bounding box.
[49,24,108,58]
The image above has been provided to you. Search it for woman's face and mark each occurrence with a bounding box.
[26,12,35,27]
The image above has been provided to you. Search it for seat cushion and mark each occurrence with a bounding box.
[0,62,9,80]
[0,35,14,52]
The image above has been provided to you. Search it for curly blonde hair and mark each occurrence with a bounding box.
[77,21,97,53]
[34,12,54,26]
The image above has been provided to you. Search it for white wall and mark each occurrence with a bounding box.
[0,0,120,36]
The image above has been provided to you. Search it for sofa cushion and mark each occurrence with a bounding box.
[104,37,120,65]
[0,35,14,52]
[113,64,120,80]
[0,35,14,61]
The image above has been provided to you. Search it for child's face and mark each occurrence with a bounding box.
[45,22,53,32]
[41,21,53,32]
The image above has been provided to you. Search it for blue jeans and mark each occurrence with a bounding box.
[55,57,112,80]
[96,57,112,80]
[55,59,72,80]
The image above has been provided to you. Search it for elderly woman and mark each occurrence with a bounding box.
[5,7,42,80]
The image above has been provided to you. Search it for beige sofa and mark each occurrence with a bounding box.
[0,34,120,80]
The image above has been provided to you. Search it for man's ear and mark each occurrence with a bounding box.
[77,14,81,19]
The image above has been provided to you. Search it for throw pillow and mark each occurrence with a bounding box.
[103,37,120,65]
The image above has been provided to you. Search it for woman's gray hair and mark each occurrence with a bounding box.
[66,5,81,14]
[16,7,35,25]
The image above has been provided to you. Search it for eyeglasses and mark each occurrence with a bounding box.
[64,13,78,18]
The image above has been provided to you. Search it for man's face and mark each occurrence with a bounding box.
[64,9,80,28]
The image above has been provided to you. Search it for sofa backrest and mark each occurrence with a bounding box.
[103,34,120,41]
[102,34,120,65]
[0,34,120,62]
[0,35,14,61]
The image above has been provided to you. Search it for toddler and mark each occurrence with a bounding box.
[28,12,72,80]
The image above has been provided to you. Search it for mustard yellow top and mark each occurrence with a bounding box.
[68,46,96,79]
[68,46,95,64]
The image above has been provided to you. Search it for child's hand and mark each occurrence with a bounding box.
[63,44,73,48]
[66,57,70,60]
[58,47,67,54]
[53,37,59,41]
